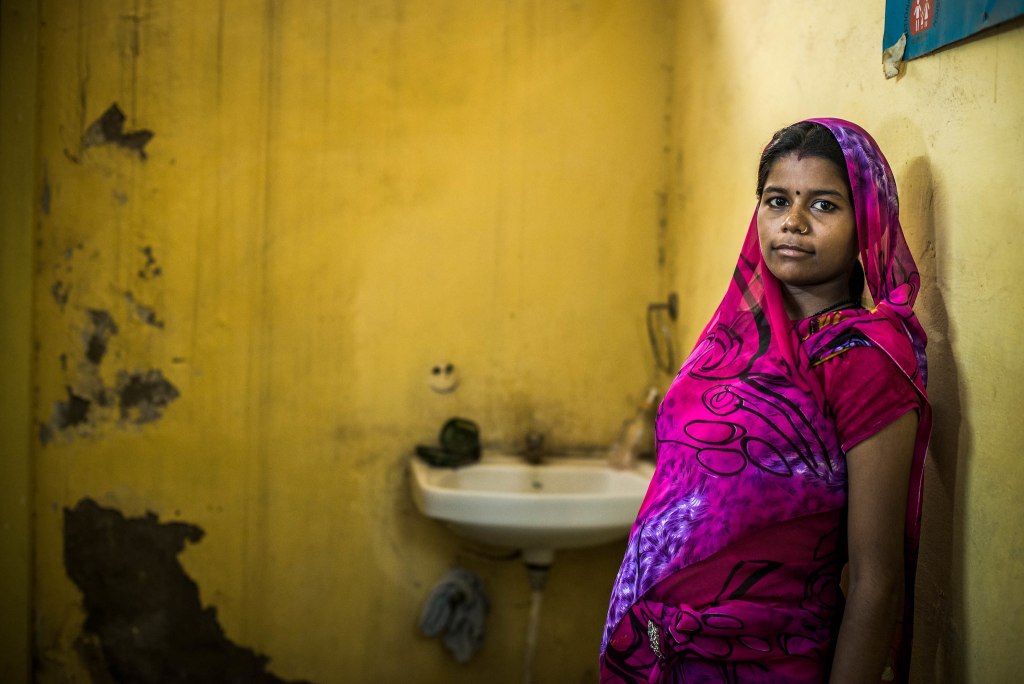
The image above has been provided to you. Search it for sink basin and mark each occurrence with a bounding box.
[409,453,654,562]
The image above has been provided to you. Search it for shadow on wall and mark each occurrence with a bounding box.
[893,143,967,684]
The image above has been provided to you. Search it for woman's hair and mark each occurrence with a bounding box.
[756,121,864,302]
[756,122,850,199]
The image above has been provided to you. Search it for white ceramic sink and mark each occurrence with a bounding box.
[409,453,654,563]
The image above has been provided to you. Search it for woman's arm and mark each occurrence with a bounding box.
[829,410,918,684]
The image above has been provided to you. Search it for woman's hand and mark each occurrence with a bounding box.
[829,410,918,684]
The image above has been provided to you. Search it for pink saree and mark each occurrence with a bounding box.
[600,119,931,683]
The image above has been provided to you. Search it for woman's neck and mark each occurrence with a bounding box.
[781,283,856,320]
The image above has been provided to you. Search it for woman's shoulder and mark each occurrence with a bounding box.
[817,343,922,452]
[802,306,918,373]
[819,343,903,378]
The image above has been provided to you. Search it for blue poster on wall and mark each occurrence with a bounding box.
[884,0,1024,62]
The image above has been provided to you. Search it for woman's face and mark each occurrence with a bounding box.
[757,153,858,300]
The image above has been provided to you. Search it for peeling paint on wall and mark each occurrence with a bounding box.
[41,306,180,442]
[116,370,179,424]
[52,387,93,430]
[124,291,164,328]
[40,235,180,443]
[41,385,112,445]
[82,103,154,160]
[51,280,70,309]
[64,499,309,684]
[137,246,162,279]
[83,309,118,365]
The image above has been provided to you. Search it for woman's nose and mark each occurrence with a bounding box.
[780,208,806,234]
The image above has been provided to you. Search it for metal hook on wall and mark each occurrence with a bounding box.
[646,293,678,375]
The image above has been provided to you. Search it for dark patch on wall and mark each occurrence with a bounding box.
[52,280,70,309]
[42,306,179,441]
[84,309,119,365]
[124,292,164,328]
[63,499,309,684]
[138,246,162,279]
[82,103,154,160]
[116,370,179,424]
[41,386,102,445]
[55,387,92,428]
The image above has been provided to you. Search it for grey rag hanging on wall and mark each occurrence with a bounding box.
[417,566,489,663]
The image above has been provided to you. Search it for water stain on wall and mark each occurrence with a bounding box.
[64,499,309,684]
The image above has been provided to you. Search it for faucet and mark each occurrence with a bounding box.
[524,431,545,465]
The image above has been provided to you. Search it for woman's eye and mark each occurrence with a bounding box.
[766,196,787,208]
[812,200,836,212]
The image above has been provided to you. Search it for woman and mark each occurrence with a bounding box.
[600,119,931,683]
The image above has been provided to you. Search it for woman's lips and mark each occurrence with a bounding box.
[773,244,812,257]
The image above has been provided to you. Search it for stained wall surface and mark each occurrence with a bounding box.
[666,3,1024,682]
[18,1,674,682]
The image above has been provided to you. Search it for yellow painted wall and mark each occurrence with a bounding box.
[25,1,673,682]
[667,3,1024,682]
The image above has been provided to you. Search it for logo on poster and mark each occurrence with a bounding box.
[910,0,935,35]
